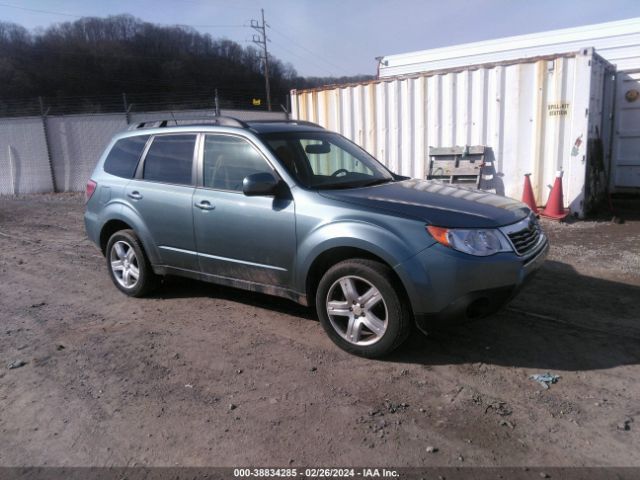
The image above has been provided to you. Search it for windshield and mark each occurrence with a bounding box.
[261,131,394,189]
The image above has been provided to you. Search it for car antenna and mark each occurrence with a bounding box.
[170,111,178,125]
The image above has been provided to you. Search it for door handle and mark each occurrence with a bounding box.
[128,191,143,200]
[194,200,215,211]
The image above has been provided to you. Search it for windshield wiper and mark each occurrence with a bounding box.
[315,182,364,190]
[362,178,395,187]
[315,178,394,190]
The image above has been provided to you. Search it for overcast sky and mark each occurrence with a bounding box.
[1,0,638,77]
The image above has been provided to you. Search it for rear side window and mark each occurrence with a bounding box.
[143,134,197,185]
[103,135,149,178]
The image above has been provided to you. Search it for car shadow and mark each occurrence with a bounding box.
[390,260,640,371]
[151,260,640,372]
[561,195,640,224]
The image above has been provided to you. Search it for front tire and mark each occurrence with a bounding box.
[106,229,158,297]
[316,259,411,358]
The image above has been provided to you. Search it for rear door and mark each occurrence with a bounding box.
[192,133,296,287]
[124,133,199,270]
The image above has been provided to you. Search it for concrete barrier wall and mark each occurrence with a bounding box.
[0,116,53,195]
[0,109,287,194]
[47,114,128,193]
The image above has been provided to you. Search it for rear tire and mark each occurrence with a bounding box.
[106,229,158,297]
[315,259,411,358]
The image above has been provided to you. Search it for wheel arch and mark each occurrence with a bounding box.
[99,219,133,254]
[304,246,412,314]
[98,206,159,265]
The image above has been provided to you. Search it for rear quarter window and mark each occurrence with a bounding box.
[103,135,150,178]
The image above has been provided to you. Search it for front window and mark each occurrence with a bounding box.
[203,134,272,191]
[261,132,394,189]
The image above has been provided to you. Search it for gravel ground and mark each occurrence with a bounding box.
[0,193,639,467]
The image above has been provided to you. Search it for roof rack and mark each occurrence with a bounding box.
[246,119,323,128]
[128,115,249,131]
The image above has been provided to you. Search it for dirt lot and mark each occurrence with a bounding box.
[0,194,639,468]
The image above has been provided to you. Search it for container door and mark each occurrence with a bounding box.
[612,70,640,189]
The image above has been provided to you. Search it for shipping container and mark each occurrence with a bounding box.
[377,17,640,193]
[291,49,615,218]
[378,17,640,76]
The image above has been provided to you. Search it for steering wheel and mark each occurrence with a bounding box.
[331,168,349,177]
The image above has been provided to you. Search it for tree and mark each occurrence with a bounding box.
[0,15,373,115]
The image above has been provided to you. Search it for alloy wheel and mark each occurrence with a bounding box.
[109,240,140,289]
[326,275,388,346]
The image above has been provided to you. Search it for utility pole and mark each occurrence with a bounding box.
[251,9,271,111]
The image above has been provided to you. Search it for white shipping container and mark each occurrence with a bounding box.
[377,17,640,193]
[291,49,615,218]
[378,17,640,76]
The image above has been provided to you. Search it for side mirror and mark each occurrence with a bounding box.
[242,172,280,196]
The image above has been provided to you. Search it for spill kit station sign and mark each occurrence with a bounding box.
[548,102,570,117]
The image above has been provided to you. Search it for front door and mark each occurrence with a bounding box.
[192,133,296,289]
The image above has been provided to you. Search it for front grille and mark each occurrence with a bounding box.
[507,220,542,256]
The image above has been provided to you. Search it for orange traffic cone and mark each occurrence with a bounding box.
[540,170,569,220]
[521,173,538,214]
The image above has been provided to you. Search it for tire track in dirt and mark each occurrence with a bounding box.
[1,194,639,466]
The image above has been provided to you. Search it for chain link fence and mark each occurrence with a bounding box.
[0,108,287,195]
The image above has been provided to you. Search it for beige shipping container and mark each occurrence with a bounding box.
[291,48,616,218]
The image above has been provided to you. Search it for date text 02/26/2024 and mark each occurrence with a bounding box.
[233,468,400,478]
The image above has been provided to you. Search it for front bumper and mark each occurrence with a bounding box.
[394,236,549,331]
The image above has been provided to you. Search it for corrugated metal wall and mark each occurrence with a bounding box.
[379,17,640,76]
[612,70,640,189]
[377,18,639,192]
[292,50,615,217]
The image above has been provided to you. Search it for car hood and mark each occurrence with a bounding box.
[319,179,530,228]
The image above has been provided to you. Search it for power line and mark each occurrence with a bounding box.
[175,0,260,10]
[176,23,246,29]
[0,1,354,78]
[0,2,246,29]
[0,2,80,17]
[268,25,351,74]
[0,2,364,85]
[268,38,336,77]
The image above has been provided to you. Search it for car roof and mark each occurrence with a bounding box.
[124,117,326,136]
[246,121,325,134]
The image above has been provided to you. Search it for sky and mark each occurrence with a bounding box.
[0,0,638,77]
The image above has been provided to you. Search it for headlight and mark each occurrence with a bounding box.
[426,225,512,257]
